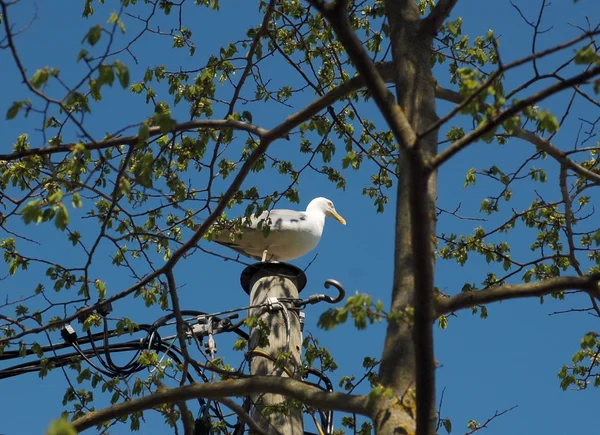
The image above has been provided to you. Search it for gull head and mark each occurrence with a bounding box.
[306,197,346,225]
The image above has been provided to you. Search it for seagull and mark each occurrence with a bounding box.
[206,197,346,262]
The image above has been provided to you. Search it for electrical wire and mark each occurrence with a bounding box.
[246,349,295,377]
[1,297,339,434]
[305,367,334,434]
[310,412,326,435]
[275,301,291,354]
[102,317,143,373]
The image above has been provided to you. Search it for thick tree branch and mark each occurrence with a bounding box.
[429,65,600,170]
[71,377,369,432]
[436,274,600,316]
[0,63,393,164]
[422,0,459,34]
[434,85,600,184]
[0,119,267,162]
[309,1,417,150]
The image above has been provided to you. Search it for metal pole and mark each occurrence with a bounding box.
[241,263,306,435]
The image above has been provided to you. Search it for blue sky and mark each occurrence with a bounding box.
[1,0,599,434]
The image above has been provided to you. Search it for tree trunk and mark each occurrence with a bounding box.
[374,1,439,434]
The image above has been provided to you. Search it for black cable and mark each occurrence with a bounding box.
[78,322,153,377]
[0,309,258,431]
[0,311,249,364]
[101,317,143,373]
[305,367,334,434]
[0,343,142,379]
[73,341,122,377]
[1,325,336,434]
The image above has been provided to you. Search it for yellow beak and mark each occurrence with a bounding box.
[331,209,346,225]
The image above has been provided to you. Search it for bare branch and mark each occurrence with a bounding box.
[71,377,369,432]
[436,274,600,316]
[0,1,95,144]
[165,270,195,434]
[228,0,277,111]
[176,401,194,435]
[560,167,583,275]
[464,405,518,435]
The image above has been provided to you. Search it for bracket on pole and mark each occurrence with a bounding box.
[240,262,307,295]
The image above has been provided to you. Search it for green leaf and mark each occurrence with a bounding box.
[536,109,559,134]
[6,101,22,120]
[82,313,101,332]
[71,192,82,208]
[31,342,43,357]
[342,150,360,170]
[241,110,253,122]
[48,190,64,204]
[130,83,144,94]
[31,68,50,89]
[76,49,89,62]
[153,113,176,133]
[68,231,81,246]
[443,418,452,434]
[107,11,119,24]
[94,279,107,299]
[580,332,598,349]
[84,25,102,46]
[15,304,29,316]
[137,123,150,144]
[45,418,77,435]
[72,143,91,159]
[447,21,459,36]
[574,45,599,65]
[114,60,130,88]
[464,168,476,187]
[22,200,43,225]
[55,204,69,230]
[119,178,131,196]
[133,152,155,188]
[233,338,247,351]
[98,64,115,87]
[593,229,600,246]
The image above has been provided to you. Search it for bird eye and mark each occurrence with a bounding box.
[327,201,333,207]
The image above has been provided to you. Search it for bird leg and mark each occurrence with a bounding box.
[262,249,269,262]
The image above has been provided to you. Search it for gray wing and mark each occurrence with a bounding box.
[205,210,299,258]
[246,209,308,231]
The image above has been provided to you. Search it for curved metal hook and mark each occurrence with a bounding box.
[323,279,346,304]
